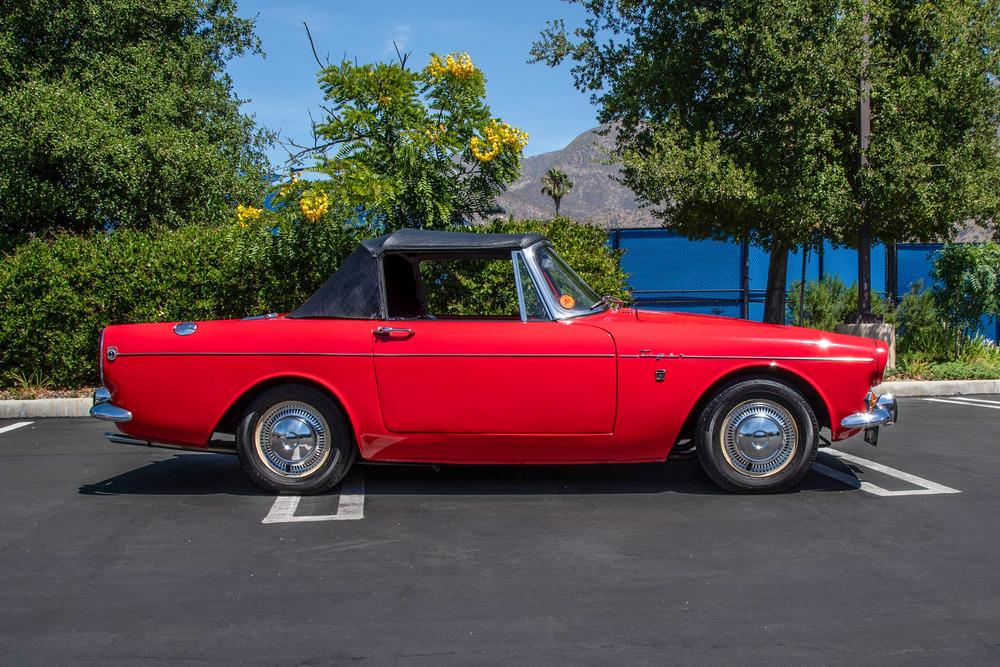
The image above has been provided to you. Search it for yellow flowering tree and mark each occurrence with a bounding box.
[293,50,528,230]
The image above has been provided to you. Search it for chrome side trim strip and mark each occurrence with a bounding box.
[114,352,614,358]
[106,433,236,455]
[114,352,371,357]
[373,353,614,358]
[619,354,874,362]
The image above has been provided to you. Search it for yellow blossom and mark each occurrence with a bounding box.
[299,190,330,222]
[278,171,301,197]
[470,119,529,162]
[235,203,262,226]
[426,52,476,79]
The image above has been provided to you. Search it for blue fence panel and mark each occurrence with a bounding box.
[897,243,942,294]
[609,229,996,340]
[614,229,748,315]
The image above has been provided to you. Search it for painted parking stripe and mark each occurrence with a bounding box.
[262,470,365,524]
[813,447,960,497]
[924,398,1000,411]
[927,396,1000,407]
[0,421,32,435]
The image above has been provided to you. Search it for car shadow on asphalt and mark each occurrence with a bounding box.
[78,453,265,496]
[78,451,858,497]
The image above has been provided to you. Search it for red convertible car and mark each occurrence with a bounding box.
[91,229,896,494]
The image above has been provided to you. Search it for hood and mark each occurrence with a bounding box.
[591,309,881,374]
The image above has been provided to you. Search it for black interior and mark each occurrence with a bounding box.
[383,254,425,319]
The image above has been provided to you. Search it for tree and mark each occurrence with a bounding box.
[931,242,1000,345]
[541,168,574,216]
[0,0,272,246]
[292,51,528,231]
[531,0,1000,324]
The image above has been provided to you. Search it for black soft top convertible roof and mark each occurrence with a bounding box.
[288,229,546,319]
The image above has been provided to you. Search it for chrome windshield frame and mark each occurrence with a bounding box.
[521,241,607,320]
[511,250,552,322]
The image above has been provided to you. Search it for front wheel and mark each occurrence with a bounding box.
[695,379,819,493]
[237,384,356,494]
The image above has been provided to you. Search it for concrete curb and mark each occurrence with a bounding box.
[0,397,91,419]
[877,379,1000,397]
[1,379,997,418]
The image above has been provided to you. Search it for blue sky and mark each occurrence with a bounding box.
[227,1,598,167]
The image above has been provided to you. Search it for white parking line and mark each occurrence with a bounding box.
[262,470,365,524]
[924,398,1000,411]
[944,396,1000,406]
[813,447,960,496]
[0,421,32,435]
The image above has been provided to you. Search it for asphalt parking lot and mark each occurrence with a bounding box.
[2,396,1000,665]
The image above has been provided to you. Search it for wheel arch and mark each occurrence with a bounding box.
[676,365,832,444]
[212,374,358,443]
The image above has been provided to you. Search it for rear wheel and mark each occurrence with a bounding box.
[237,384,356,494]
[695,378,818,493]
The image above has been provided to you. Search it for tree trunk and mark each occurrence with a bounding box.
[554,197,561,216]
[764,241,790,324]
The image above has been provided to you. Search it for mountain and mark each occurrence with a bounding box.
[495,124,659,229]
[494,124,995,241]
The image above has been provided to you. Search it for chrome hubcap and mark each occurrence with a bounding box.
[721,400,797,477]
[254,402,334,478]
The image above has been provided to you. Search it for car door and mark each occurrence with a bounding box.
[372,318,616,434]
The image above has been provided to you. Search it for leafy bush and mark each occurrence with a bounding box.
[931,242,1000,339]
[786,277,886,331]
[419,217,629,317]
[0,217,626,388]
[890,282,940,353]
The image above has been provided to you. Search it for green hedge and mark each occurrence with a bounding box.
[0,217,627,388]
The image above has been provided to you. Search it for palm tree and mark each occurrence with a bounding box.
[541,168,574,216]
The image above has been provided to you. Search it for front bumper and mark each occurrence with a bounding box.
[90,387,132,422]
[841,391,897,444]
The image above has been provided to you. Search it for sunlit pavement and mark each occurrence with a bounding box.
[2,397,1000,664]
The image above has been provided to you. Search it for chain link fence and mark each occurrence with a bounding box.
[608,228,998,341]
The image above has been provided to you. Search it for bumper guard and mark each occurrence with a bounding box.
[90,387,132,422]
[840,391,897,444]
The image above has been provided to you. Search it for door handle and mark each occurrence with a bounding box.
[374,326,414,339]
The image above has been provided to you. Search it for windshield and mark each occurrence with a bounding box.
[532,245,604,317]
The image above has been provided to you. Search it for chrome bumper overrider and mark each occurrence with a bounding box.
[841,391,897,430]
[90,387,132,422]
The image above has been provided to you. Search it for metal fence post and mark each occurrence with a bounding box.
[740,236,750,319]
[818,236,825,282]
[885,242,898,305]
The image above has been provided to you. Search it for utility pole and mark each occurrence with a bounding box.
[856,0,876,322]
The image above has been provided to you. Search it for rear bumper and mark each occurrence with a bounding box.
[841,392,897,430]
[90,387,132,422]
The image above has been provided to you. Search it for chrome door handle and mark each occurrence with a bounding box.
[374,326,414,339]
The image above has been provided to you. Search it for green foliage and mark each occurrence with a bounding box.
[479,217,630,302]
[931,242,1000,339]
[420,217,630,318]
[541,168,574,215]
[890,283,941,354]
[0,217,626,388]
[895,337,1000,380]
[786,277,886,331]
[531,1,1000,249]
[0,0,272,247]
[0,221,359,388]
[298,51,527,231]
